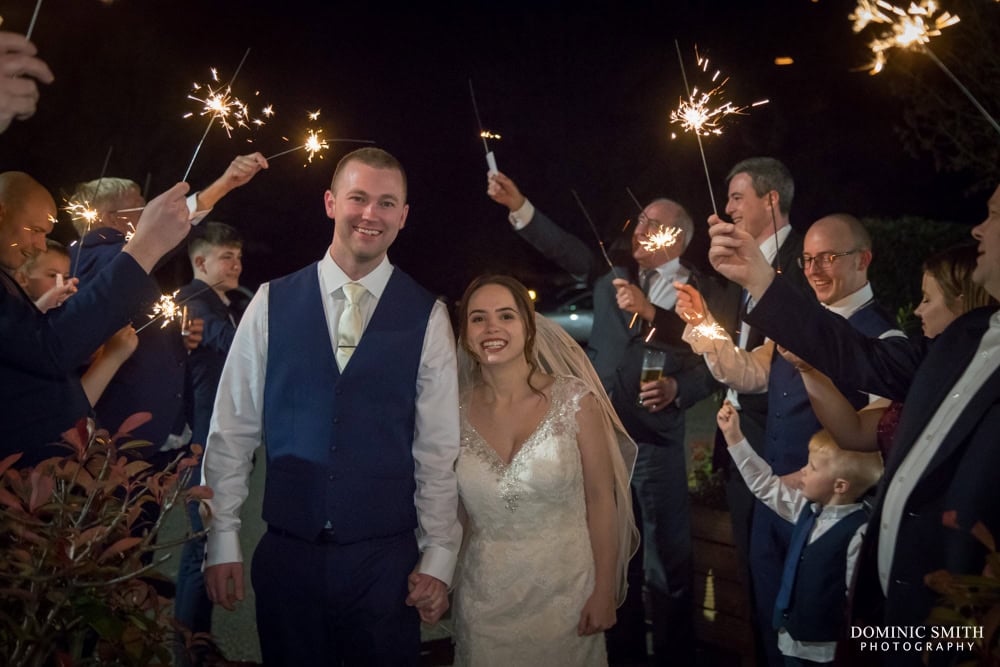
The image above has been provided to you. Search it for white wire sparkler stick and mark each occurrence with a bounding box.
[182,48,251,182]
[25,0,42,40]
[69,145,114,279]
[469,79,499,175]
[674,41,718,217]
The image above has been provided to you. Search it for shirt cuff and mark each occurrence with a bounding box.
[508,198,535,230]
[418,544,458,588]
[187,193,211,226]
[205,529,243,566]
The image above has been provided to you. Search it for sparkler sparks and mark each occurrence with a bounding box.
[690,321,728,341]
[638,225,683,252]
[185,77,271,138]
[669,51,768,137]
[850,0,960,74]
[64,200,100,227]
[303,129,329,163]
[480,130,502,140]
[147,291,182,330]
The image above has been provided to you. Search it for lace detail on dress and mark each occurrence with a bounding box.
[454,375,606,666]
[461,377,580,512]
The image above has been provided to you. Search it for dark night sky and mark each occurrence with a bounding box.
[0,0,994,302]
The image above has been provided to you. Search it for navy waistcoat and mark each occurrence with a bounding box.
[765,301,896,474]
[263,263,434,544]
[776,506,868,642]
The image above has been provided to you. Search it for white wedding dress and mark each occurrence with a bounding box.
[453,375,607,666]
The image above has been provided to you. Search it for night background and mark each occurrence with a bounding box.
[1,0,998,305]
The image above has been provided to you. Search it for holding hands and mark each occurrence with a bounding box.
[486,171,526,212]
[406,570,449,624]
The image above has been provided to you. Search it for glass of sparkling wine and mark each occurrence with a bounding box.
[639,348,666,405]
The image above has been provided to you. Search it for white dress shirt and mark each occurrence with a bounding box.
[877,310,1000,593]
[203,250,463,585]
[729,439,865,662]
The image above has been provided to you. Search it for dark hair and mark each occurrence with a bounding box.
[330,147,407,201]
[924,243,997,312]
[188,222,243,260]
[458,274,544,395]
[727,157,794,215]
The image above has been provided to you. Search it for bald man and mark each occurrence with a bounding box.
[0,172,196,464]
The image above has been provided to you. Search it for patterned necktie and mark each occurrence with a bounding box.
[772,505,819,629]
[336,282,366,370]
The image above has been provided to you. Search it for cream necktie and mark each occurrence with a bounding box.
[336,282,366,370]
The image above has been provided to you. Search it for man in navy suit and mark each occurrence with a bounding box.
[203,148,461,665]
[0,173,208,464]
[706,184,1000,666]
[488,171,718,665]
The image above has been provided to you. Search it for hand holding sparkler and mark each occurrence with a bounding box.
[0,31,53,134]
[182,317,204,351]
[707,221,775,300]
[674,282,707,326]
[193,152,268,213]
[612,278,654,324]
[486,171,526,212]
[122,182,193,274]
[34,274,78,313]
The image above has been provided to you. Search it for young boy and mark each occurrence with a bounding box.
[14,238,77,311]
[717,401,883,666]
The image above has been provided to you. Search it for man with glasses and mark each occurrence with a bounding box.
[682,211,900,666]
[487,170,718,665]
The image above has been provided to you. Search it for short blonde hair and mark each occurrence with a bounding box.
[808,430,883,500]
[69,178,140,235]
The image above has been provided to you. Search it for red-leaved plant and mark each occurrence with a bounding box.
[0,414,213,666]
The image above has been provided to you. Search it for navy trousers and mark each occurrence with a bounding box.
[751,502,795,667]
[251,528,421,666]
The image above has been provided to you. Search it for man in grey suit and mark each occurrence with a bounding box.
[488,172,718,665]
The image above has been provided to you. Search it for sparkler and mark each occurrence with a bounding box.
[690,321,728,341]
[638,225,683,252]
[849,0,1000,136]
[25,0,42,40]
[670,42,769,217]
[266,129,374,163]
[68,145,114,279]
[181,48,252,182]
[134,281,222,334]
[469,79,499,175]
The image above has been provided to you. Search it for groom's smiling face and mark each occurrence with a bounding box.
[325,161,409,267]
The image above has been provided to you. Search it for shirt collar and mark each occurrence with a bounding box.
[757,224,792,266]
[319,248,393,299]
[824,282,874,318]
[815,501,864,520]
[651,256,683,280]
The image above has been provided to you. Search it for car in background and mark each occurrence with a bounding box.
[536,283,593,344]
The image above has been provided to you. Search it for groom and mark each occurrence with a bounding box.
[203,148,462,665]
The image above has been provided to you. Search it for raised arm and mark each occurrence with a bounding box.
[487,171,600,280]
[0,31,54,134]
[777,346,884,452]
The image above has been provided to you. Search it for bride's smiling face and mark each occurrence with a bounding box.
[464,283,528,366]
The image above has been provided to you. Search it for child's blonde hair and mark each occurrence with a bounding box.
[808,430,883,500]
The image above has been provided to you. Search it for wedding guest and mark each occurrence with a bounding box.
[0,30,53,134]
[704,183,1000,666]
[718,402,882,666]
[779,243,996,458]
[677,212,901,666]
[14,238,76,311]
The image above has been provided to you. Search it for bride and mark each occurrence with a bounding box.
[452,275,638,666]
